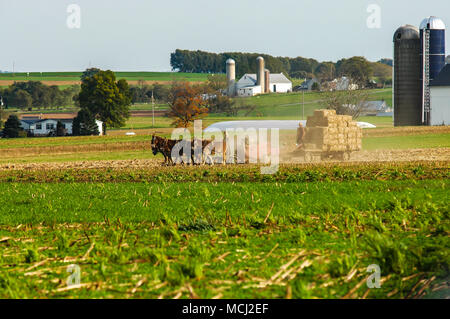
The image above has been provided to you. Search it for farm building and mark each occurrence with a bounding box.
[325,77,359,91]
[363,100,392,116]
[295,78,320,91]
[226,57,292,97]
[236,73,292,96]
[430,64,450,125]
[20,117,103,136]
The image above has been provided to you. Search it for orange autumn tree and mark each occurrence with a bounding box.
[168,82,209,128]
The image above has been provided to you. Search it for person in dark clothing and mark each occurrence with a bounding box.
[297,123,306,148]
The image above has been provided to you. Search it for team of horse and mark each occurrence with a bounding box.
[151,134,229,166]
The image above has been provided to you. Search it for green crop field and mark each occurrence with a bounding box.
[363,134,450,150]
[0,163,448,299]
[0,72,210,83]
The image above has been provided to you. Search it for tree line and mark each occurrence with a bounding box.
[0,82,80,110]
[170,49,392,86]
[129,82,171,104]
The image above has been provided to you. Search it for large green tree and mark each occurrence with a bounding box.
[77,69,131,134]
[2,115,24,138]
[336,57,373,87]
[72,108,99,136]
[10,89,32,109]
[315,62,336,81]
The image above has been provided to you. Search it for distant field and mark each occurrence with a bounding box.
[120,115,393,131]
[0,71,210,85]
[118,89,394,130]
[120,89,392,116]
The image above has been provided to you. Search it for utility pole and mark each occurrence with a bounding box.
[151,91,155,128]
[302,89,305,120]
[0,97,4,128]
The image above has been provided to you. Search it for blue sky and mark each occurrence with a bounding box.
[0,0,448,72]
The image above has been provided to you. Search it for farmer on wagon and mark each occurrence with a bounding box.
[297,122,306,148]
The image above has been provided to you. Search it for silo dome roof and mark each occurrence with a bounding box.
[393,25,420,41]
[420,16,446,30]
[226,58,235,64]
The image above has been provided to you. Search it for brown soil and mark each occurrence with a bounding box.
[364,126,450,137]
[129,110,168,117]
[0,141,149,159]
[349,148,450,162]
[0,80,82,86]
[0,148,448,171]
[20,110,167,120]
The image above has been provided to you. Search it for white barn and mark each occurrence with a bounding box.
[236,73,292,97]
[430,64,450,126]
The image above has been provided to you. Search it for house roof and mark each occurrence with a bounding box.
[301,78,318,88]
[240,74,257,85]
[430,64,450,87]
[20,119,41,125]
[21,113,77,120]
[365,100,387,111]
[269,73,292,84]
[20,118,74,125]
[240,73,292,84]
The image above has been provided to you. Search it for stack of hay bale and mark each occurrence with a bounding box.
[304,109,362,152]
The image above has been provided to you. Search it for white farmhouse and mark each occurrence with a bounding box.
[20,116,103,136]
[430,64,450,126]
[236,73,292,97]
[226,56,292,97]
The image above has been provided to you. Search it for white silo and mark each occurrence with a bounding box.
[226,58,236,96]
[256,56,265,94]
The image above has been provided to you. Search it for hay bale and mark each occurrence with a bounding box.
[304,109,362,153]
[314,109,336,118]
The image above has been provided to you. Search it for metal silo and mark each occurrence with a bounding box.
[420,16,446,125]
[393,25,422,126]
[226,58,236,96]
[256,57,265,94]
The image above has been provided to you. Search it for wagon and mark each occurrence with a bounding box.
[294,145,352,162]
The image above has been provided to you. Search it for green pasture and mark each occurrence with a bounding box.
[363,134,450,150]
[0,175,448,298]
